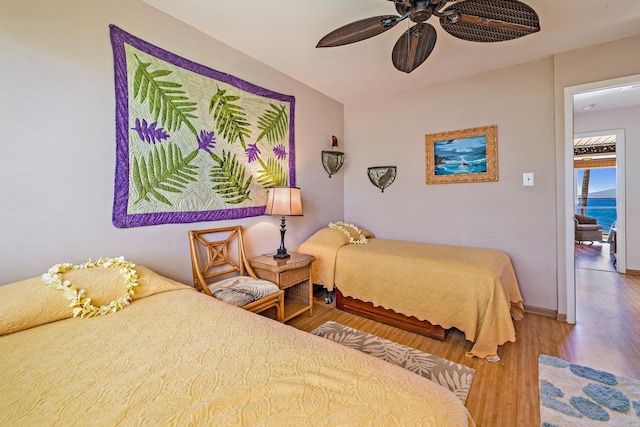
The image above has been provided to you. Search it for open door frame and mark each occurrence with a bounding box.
[574,128,626,263]
[563,75,635,324]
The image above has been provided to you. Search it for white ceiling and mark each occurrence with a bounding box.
[142,0,640,109]
[574,83,640,115]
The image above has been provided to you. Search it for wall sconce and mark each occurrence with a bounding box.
[367,166,397,193]
[321,135,344,178]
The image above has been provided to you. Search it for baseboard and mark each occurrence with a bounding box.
[524,304,557,319]
[625,269,640,276]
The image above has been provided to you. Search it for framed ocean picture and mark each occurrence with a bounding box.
[425,125,498,184]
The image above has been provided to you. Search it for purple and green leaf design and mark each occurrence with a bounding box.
[131,119,169,144]
[132,54,198,137]
[131,142,198,207]
[257,157,288,187]
[246,143,261,163]
[111,26,296,227]
[208,88,289,188]
[209,87,251,146]
[196,130,216,153]
[209,150,252,204]
[273,144,287,160]
[256,103,289,144]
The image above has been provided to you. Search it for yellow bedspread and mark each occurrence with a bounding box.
[0,264,473,426]
[298,228,524,360]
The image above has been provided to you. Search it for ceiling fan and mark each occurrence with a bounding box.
[317,0,540,73]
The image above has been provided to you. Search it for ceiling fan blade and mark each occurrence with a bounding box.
[440,0,540,43]
[317,15,400,47]
[391,23,437,73]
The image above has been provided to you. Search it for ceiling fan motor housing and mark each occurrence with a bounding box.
[411,2,433,22]
[396,1,435,23]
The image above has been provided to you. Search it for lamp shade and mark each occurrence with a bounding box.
[264,187,303,216]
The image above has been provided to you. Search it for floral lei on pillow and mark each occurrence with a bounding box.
[42,256,138,318]
[328,221,368,244]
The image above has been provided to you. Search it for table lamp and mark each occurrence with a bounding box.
[264,186,303,259]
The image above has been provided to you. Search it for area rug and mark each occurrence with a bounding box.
[311,321,475,403]
[539,354,640,426]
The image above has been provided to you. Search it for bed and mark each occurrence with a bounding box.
[298,224,525,360]
[0,260,473,426]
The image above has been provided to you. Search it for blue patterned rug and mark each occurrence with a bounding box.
[539,354,640,426]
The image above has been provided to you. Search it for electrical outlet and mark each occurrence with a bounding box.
[523,172,535,187]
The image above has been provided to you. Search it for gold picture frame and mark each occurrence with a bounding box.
[425,125,498,184]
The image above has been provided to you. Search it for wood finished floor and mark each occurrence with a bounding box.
[575,241,617,272]
[287,270,640,426]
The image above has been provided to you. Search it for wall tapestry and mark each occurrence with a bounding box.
[110,25,295,228]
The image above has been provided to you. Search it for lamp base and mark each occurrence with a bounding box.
[273,216,290,260]
[273,249,290,260]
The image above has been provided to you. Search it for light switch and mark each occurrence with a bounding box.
[523,172,535,187]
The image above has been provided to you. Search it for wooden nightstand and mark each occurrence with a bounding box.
[248,252,315,322]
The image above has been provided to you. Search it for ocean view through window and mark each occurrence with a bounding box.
[576,168,617,234]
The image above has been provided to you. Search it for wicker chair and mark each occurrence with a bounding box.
[189,226,284,322]
[574,214,603,244]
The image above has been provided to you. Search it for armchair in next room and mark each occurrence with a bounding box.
[574,214,603,244]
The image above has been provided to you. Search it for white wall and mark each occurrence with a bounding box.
[553,35,640,314]
[0,0,344,285]
[344,34,640,314]
[344,58,558,311]
[575,105,640,270]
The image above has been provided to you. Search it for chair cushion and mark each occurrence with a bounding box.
[575,214,598,224]
[207,276,280,307]
[576,224,603,231]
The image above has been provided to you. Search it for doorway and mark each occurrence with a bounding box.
[573,132,619,272]
[563,75,637,324]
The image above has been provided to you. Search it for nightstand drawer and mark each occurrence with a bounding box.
[281,268,310,289]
